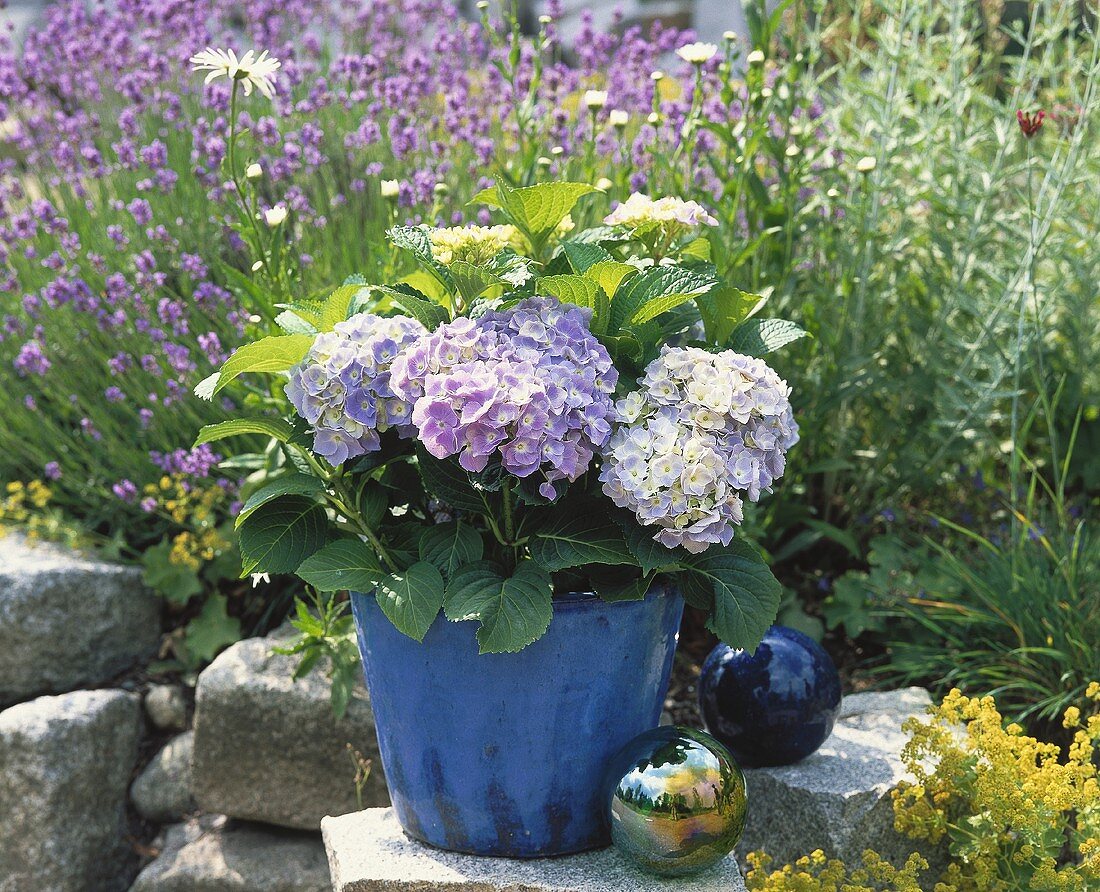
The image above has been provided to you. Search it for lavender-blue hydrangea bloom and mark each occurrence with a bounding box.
[391,296,617,498]
[600,345,799,553]
[285,313,426,466]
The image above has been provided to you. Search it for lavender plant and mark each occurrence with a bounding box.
[197,179,807,655]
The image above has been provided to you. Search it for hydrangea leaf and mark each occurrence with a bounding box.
[414,447,493,514]
[296,539,383,593]
[237,494,328,576]
[727,318,810,356]
[206,335,315,397]
[444,561,553,654]
[536,275,608,333]
[418,522,484,580]
[320,284,371,330]
[387,225,456,292]
[680,539,782,652]
[274,309,319,335]
[613,511,679,575]
[235,472,326,528]
[529,512,636,571]
[562,241,613,273]
[477,182,597,245]
[696,286,763,345]
[368,283,449,330]
[609,265,719,331]
[585,260,637,298]
[449,260,506,305]
[194,418,296,447]
[375,560,445,642]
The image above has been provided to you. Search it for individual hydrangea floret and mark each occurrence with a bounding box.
[285,313,427,465]
[428,224,524,266]
[600,345,798,553]
[391,296,617,497]
[603,193,719,232]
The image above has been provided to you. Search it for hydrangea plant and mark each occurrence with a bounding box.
[196,180,809,655]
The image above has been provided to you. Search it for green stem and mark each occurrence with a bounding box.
[501,480,516,544]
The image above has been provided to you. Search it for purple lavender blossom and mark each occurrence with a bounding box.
[601,346,798,553]
[285,313,427,466]
[391,296,617,497]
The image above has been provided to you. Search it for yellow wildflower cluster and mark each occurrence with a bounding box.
[746,849,931,892]
[0,479,83,546]
[748,687,1100,891]
[142,475,232,570]
[892,687,1100,891]
[428,224,524,266]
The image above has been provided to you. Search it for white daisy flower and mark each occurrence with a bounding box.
[189,48,281,99]
[676,42,718,65]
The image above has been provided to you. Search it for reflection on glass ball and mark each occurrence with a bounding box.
[603,726,747,877]
[699,625,842,768]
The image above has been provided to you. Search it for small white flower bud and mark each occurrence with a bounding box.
[723,30,737,41]
[263,205,287,226]
[380,179,400,199]
[583,90,608,110]
[250,260,263,272]
[650,70,664,82]
[747,49,766,65]
[245,163,262,179]
[856,156,877,173]
[647,112,660,125]
[609,109,629,128]
[595,177,613,192]
[550,145,564,156]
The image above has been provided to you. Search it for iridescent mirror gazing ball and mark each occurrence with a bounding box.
[603,726,747,876]
[699,625,842,768]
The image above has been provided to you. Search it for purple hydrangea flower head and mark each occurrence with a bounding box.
[285,313,427,466]
[391,296,617,497]
[600,345,798,553]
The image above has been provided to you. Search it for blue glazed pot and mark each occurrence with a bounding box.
[698,624,842,768]
[351,583,684,857]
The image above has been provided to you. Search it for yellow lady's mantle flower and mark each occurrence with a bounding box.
[189,48,280,99]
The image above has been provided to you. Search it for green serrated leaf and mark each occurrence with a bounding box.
[444,561,553,653]
[696,287,763,345]
[477,182,597,246]
[320,284,369,330]
[235,473,325,528]
[681,539,782,651]
[614,513,678,575]
[529,512,636,571]
[610,265,718,331]
[296,539,383,592]
[449,260,505,305]
[418,522,484,579]
[238,495,328,576]
[585,260,637,298]
[207,335,314,397]
[370,284,449,331]
[415,447,491,513]
[194,418,295,447]
[727,318,810,356]
[562,241,612,273]
[375,561,445,642]
[141,540,202,604]
[387,226,455,292]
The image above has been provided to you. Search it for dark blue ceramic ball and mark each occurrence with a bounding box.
[698,625,842,768]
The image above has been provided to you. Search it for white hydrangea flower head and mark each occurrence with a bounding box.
[600,345,799,553]
[604,192,719,232]
[189,48,280,99]
[428,224,524,266]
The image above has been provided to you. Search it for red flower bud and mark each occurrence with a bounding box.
[1016,109,1045,138]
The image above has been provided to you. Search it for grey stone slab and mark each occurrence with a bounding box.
[322,807,747,892]
[736,688,937,869]
[131,730,196,823]
[0,689,142,892]
[192,626,388,830]
[0,533,160,706]
[130,816,329,891]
